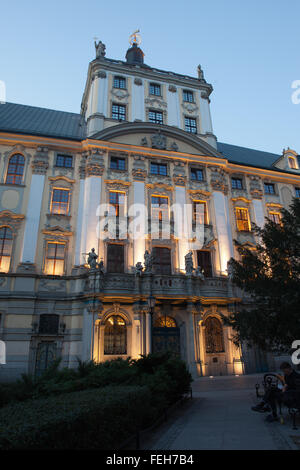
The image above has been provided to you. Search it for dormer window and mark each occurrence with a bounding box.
[149,83,161,96]
[288,156,298,169]
[113,76,126,89]
[183,90,194,103]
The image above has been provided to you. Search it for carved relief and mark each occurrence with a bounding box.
[0,210,24,232]
[111,88,130,101]
[151,131,167,150]
[145,97,167,109]
[181,102,199,114]
[134,77,143,86]
[173,161,186,186]
[168,85,177,93]
[85,149,105,177]
[132,155,147,180]
[32,147,49,175]
[248,175,263,198]
[209,166,228,194]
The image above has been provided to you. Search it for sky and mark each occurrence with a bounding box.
[1,0,300,154]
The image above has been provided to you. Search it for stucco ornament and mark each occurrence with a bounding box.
[87,248,98,268]
[185,251,194,275]
[144,250,153,273]
[94,40,106,58]
[151,131,166,150]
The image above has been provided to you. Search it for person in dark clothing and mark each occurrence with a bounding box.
[252,362,300,422]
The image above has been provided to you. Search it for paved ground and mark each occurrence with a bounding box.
[142,374,300,450]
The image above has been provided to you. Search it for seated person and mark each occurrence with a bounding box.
[252,362,300,422]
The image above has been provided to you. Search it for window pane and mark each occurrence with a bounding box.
[191,168,203,181]
[107,244,124,273]
[150,83,161,96]
[104,315,127,355]
[56,155,73,168]
[113,76,126,89]
[197,250,212,277]
[149,110,163,124]
[236,208,250,231]
[183,90,194,102]
[0,227,13,273]
[51,189,69,215]
[39,314,59,334]
[6,154,24,184]
[152,247,171,274]
[232,178,243,189]
[184,117,197,133]
[112,104,126,120]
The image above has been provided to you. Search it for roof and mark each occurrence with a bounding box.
[0,102,86,140]
[0,102,286,171]
[217,142,280,170]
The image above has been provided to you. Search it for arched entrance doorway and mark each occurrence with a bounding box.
[204,316,227,376]
[152,314,180,356]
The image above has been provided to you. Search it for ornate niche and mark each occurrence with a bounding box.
[172,161,186,186]
[248,175,263,199]
[84,149,105,177]
[209,166,228,194]
[132,154,147,181]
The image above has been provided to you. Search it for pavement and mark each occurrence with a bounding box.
[142,374,300,450]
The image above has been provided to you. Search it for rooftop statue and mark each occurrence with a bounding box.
[87,248,98,268]
[94,40,106,58]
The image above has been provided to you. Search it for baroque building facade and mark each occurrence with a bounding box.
[0,36,299,381]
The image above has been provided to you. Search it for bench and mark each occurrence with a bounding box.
[255,373,300,430]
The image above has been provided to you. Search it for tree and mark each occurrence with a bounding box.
[226,198,300,353]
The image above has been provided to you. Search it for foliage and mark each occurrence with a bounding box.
[0,386,154,450]
[226,198,300,352]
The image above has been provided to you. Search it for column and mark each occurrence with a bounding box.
[186,304,198,378]
[82,300,103,362]
[74,177,85,266]
[213,191,234,274]
[80,153,103,259]
[174,186,190,271]
[132,78,144,121]
[145,312,152,354]
[199,324,207,376]
[132,181,146,266]
[167,87,180,127]
[252,198,265,228]
[19,150,48,267]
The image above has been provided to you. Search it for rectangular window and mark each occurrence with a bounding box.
[191,168,204,181]
[44,242,65,276]
[151,195,169,221]
[183,90,194,102]
[197,250,212,277]
[148,110,163,124]
[193,201,207,224]
[184,117,197,134]
[39,314,59,334]
[295,188,300,198]
[150,162,167,176]
[149,83,161,96]
[236,208,251,231]
[107,244,124,273]
[231,177,243,189]
[152,247,171,275]
[109,191,125,217]
[0,226,13,273]
[110,156,126,170]
[264,183,275,195]
[269,212,281,224]
[112,104,126,121]
[51,189,70,215]
[113,76,126,89]
[56,154,73,168]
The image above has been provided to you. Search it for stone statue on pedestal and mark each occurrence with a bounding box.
[94,40,106,58]
[87,248,98,268]
[197,64,204,80]
[144,250,153,273]
[185,251,194,275]
[135,261,143,276]
[194,267,205,280]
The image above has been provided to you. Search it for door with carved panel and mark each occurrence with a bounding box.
[152,315,180,356]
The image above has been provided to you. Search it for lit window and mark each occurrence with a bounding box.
[56,155,73,168]
[150,162,167,176]
[236,208,251,231]
[149,83,161,96]
[184,117,197,134]
[113,76,126,89]
[205,317,224,353]
[104,315,127,355]
[110,157,126,170]
[149,110,163,124]
[112,104,126,120]
[193,201,207,224]
[51,189,70,215]
[44,242,65,275]
[295,188,300,198]
[269,212,281,224]
[151,195,169,221]
[154,316,177,327]
[5,154,24,185]
[288,157,297,169]
[0,226,13,273]
[264,183,275,195]
[183,90,194,102]
[191,168,204,181]
[232,178,243,189]
[109,191,125,217]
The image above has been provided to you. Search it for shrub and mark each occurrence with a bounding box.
[0,386,156,450]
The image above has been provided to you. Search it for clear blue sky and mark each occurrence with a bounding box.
[1,0,299,154]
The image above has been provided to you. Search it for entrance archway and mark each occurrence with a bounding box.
[152,315,180,356]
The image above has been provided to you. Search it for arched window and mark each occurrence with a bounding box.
[204,317,224,353]
[154,316,177,328]
[0,226,13,273]
[104,315,127,355]
[288,157,298,169]
[5,154,25,185]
